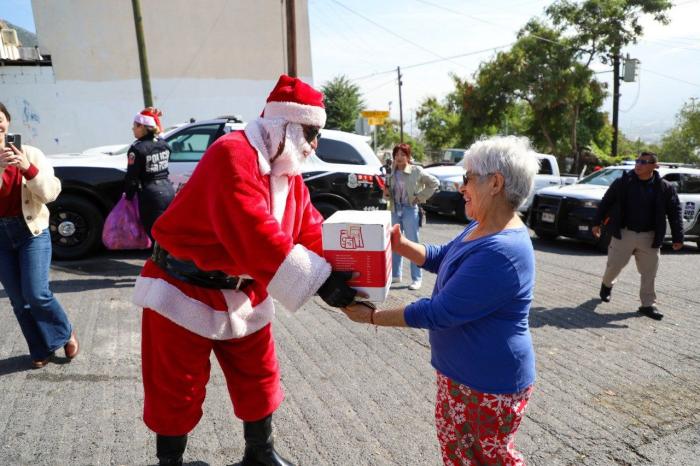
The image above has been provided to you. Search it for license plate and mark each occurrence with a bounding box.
[578,225,588,231]
[541,212,555,223]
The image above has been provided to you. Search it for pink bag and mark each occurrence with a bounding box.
[102,193,152,250]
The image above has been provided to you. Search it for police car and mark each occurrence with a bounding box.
[528,162,700,251]
[48,117,386,260]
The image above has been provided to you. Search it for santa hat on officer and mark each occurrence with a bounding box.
[134,107,163,132]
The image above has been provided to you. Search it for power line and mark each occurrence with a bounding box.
[349,42,514,82]
[328,0,470,70]
[641,68,700,88]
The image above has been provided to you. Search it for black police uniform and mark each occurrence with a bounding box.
[124,134,175,239]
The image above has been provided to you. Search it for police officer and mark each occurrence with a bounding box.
[124,108,175,240]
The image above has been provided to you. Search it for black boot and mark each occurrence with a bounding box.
[156,434,187,466]
[241,415,294,466]
[638,305,664,320]
[599,283,612,302]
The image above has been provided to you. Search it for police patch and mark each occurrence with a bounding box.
[128,152,136,165]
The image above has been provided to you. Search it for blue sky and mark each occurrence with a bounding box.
[3,0,699,142]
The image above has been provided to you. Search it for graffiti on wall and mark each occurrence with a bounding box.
[21,99,41,141]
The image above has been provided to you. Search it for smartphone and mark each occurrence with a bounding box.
[6,133,22,151]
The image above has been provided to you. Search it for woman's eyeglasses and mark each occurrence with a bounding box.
[302,125,321,144]
[462,172,494,185]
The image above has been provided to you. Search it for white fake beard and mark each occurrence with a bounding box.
[267,123,314,177]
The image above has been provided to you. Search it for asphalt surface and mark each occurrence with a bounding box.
[1,214,699,466]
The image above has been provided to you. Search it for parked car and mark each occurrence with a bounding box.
[528,162,700,251]
[422,153,575,221]
[47,118,386,260]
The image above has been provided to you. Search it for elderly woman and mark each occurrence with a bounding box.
[343,136,539,465]
[383,143,438,290]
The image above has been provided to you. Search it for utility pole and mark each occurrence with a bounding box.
[285,0,297,77]
[611,51,621,158]
[131,0,153,107]
[397,66,404,143]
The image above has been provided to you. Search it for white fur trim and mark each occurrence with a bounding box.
[132,276,275,339]
[267,244,331,312]
[264,101,326,127]
[244,119,272,176]
[270,176,289,223]
[134,114,157,127]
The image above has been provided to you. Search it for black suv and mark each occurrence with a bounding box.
[48,118,386,260]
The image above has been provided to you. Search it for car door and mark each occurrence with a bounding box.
[679,173,700,236]
[166,123,224,190]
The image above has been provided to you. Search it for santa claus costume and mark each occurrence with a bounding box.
[133,75,355,466]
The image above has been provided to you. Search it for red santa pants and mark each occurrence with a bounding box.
[141,309,283,436]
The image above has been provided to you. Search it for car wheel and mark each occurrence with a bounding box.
[314,201,340,219]
[49,194,104,260]
[534,229,558,241]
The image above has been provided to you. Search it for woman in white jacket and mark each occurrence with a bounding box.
[383,143,438,290]
[0,102,78,369]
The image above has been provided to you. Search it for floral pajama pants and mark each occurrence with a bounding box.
[435,372,533,466]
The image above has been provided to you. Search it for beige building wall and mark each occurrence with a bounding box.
[9,0,313,153]
[32,0,312,81]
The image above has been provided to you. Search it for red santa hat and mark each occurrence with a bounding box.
[134,108,162,130]
[262,75,326,127]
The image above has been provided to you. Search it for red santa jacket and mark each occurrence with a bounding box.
[132,129,331,339]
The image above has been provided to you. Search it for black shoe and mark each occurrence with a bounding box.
[156,434,187,465]
[599,283,612,302]
[241,415,294,466]
[638,306,663,321]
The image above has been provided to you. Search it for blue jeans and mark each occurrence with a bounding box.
[0,217,72,360]
[391,204,422,282]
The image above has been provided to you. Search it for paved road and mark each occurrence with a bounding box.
[1,214,699,465]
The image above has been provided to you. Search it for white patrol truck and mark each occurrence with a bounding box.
[528,162,700,251]
[423,153,577,221]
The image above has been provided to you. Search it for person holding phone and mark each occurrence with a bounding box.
[0,102,79,369]
[383,143,438,290]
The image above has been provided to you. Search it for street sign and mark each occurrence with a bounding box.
[366,117,385,126]
[361,110,390,118]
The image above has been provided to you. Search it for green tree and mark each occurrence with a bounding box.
[473,20,606,166]
[415,96,458,151]
[321,75,365,132]
[660,101,700,164]
[546,0,673,66]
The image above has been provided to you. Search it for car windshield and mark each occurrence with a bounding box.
[577,168,626,186]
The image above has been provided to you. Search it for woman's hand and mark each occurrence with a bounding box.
[0,144,30,170]
[341,301,376,324]
[390,224,405,255]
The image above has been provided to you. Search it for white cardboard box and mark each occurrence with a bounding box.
[322,210,392,302]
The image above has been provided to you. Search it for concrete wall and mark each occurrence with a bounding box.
[3,0,312,153]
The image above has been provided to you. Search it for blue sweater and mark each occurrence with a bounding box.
[404,223,536,394]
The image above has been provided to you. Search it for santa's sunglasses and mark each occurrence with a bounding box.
[302,125,321,144]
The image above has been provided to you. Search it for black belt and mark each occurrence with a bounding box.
[151,243,253,290]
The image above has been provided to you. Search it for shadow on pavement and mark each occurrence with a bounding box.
[530,298,639,329]
[0,278,136,299]
[0,355,33,376]
[52,249,150,277]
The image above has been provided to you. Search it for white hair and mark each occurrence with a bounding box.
[462,135,541,209]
